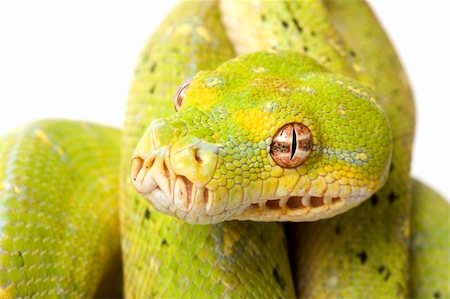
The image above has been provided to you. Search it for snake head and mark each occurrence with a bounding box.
[131,51,392,224]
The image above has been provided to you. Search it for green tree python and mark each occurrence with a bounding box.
[0,1,448,298]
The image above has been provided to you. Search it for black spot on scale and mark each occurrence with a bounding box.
[335,224,341,235]
[434,291,442,298]
[292,18,303,33]
[17,251,24,267]
[356,250,367,264]
[366,31,374,38]
[161,239,168,246]
[149,85,155,94]
[388,192,399,204]
[384,269,391,281]
[144,208,151,220]
[303,46,309,52]
[134,195,140,206]
[272,267,286,290]
[259,230,267,243]
[281,20,289,29]
[378,265,386,274]
[396,282,405,296]
[150,62,157,72]
[370,194,379,207]
[390,163,394,173]
[349,50,357,57]
[261,14,266,21]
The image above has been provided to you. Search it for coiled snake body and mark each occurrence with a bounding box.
[0,1,448,298]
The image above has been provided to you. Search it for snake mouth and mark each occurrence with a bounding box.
[132,153,366,223]
[233,195,356,222]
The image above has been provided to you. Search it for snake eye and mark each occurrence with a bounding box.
[270,123,312,168]
[174,80,191,111]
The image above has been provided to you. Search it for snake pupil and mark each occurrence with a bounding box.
[291,128,297,160]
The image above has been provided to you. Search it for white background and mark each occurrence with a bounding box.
[1,1,449,200]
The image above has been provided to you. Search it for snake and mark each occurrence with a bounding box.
[0,0,448,298]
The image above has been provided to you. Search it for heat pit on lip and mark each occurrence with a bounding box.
[251,196,342,210]
[172,175,194,208]
[203,188,209,205]
[171,175,210,210]
[131,157,144,181]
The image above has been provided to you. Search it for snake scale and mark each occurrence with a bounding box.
[0,1,448,298]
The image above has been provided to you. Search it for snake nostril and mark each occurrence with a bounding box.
[170,138,218,186]
[131,157,144,180]
[194,148,202,164]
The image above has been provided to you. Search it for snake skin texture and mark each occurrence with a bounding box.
[410,181,449,298]
[0,121,121,298]
[0,1,448,298]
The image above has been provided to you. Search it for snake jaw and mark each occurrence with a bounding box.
[132,143,377,223]
[132,147,373,223]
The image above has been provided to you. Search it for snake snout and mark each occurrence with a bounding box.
[131,137,221,222]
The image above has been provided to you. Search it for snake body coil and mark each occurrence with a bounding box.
[0,1,448,298]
